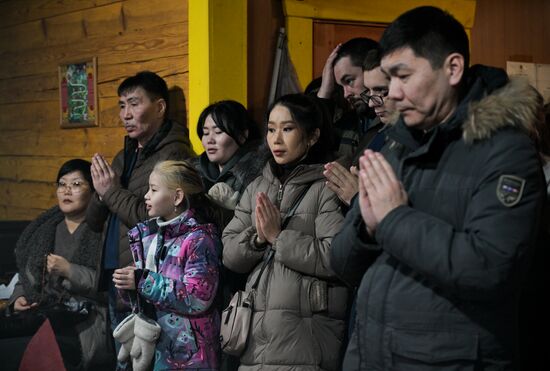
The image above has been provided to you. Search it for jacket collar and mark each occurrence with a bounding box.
[134,208,204,240]
[198,146,248,183]
[263,159,324,186]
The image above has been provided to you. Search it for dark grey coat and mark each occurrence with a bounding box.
[332,66,546,370]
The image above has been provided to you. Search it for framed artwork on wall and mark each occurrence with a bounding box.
[58,57,98,128]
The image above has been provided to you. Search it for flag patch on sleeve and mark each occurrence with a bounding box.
[496,175,525,207]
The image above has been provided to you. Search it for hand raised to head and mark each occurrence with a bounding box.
[317,43,342,99]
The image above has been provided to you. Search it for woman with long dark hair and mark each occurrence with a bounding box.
[222,94,348,370]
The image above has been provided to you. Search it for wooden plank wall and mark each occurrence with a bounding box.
[470,0,550,68]
[0,0,189,220]
[247,0,284,126]
[247,0,550,128]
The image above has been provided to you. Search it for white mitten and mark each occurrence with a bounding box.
[112,313,136,362]
[208,182,240,210]
[130,313,162,371]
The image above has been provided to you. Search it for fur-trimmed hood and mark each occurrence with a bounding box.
[386,65,542,150]
[463,76,542,143]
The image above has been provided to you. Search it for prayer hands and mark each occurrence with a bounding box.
[91,153,119,198]
[324,161,358,206]
[255,192,281,245]
[358,150,408,234]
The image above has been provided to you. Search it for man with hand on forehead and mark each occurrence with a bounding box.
[331,6,544,370]
[317,37,381,160]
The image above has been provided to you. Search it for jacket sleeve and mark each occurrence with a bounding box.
[101,152,148,229]
[274,187,345,280]
[222,182,266,274]
[137,232,220,315]
[9,282,26,305]
[330,197,381,287]
[376,134,545,302]
[62,263,96,295]
[85,193,110,233]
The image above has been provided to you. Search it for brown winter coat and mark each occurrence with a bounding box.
[222,162,348,371]
[86,120,193,269]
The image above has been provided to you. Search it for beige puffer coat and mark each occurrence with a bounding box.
[222,162,348,371]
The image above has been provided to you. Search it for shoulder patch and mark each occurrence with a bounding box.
[496,175,525,207]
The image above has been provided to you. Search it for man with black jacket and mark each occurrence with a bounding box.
[331,6,545,370]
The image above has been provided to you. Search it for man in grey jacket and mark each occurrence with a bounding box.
[331,6,545,370]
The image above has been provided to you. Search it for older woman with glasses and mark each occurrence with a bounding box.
[2,159,114,370]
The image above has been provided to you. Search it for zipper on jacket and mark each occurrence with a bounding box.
[277,184,283,204]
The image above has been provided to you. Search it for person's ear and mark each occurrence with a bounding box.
[446,53,465,87]
[308,128,320,147]
[174,188,185,207]
[238,129,249,145]
[156,98,167,119]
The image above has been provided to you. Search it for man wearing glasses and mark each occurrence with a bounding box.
[361,48,396,128]
[332,6,545,369]
[324,47,394,207]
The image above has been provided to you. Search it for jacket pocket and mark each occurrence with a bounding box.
[159,314,198,363]
[390,329,478,370]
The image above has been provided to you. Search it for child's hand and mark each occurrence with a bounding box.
[113,266,137,290]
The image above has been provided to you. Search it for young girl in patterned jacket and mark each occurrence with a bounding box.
[113,160,222,370]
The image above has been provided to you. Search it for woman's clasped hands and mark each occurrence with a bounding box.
[255,192,281,246]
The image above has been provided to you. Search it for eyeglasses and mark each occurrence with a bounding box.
[56,180,88,194]
[360,89,389,107]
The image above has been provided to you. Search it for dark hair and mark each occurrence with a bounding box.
[196,100,260,146]
[333,38,380,68]
[380,6,470,69]
[304,77,348,115]
[117,71,169,114]
[362,48,382,71]
[56,159,93,190]
[267,93,334,163]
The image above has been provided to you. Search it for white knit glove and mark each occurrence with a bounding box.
[208,182,240,210]
[112,313,136,362]
[130,313,162,371]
